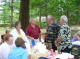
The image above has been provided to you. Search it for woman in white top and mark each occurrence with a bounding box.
[0,34,13,59]
[10,21,29,43]
[10,21,31,53]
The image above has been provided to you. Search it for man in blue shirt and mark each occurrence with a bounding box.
[8,38,29,59]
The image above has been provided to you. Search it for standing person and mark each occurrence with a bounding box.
[8,38,31,59]
[58,15,72,53]
[0,34,13,59]
[45,16,60,51]
[26,18,41,46]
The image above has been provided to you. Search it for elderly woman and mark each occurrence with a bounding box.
[10,21,30,43]
[26,18,41,46]
[58,15,72,53]
[10,21,30,53]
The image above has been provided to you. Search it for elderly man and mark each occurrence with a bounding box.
[45,16,60,51]
[58,15,72,53]
[26,18,41,46]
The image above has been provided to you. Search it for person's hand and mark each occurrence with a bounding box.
[27,36,34,40]
[56,37,62,42]
[28,54,31,59]
[30,37,34,40]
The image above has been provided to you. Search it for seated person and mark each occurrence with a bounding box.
[1,30,10,44]
[0,34,13,59]
[10,21,30,44]
[8,38,30,59]
[10,21,30,54]
[72,31,80,45]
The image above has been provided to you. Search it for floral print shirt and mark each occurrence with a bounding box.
[58,24,72,50]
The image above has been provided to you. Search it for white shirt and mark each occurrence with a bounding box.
[72,41,80,46]
[10,28,30,44]
[0,42,13,59]
[10,28,31,54]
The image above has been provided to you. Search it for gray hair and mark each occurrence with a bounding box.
[29,18,34,23]
[60,15,68,23]
[47,15,54,20]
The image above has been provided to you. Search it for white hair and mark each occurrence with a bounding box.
[47,15,54,20]
[60,15,68,23]
[29,18,34,23]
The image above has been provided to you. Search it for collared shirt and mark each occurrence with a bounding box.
[0,42,13,59]
[8,47,29,59]
[26,24,41,39]
[47,22,60,40]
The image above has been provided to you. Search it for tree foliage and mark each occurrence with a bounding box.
[0,0,20,25]
[0,0,80,27]
[30,0,80,25]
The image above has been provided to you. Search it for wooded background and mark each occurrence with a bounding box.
[0,0,80,31]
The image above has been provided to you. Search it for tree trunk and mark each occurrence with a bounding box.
[39,8,41,28]
[10,0,14,27]
[66,10,70,25]
[19,0,29,32]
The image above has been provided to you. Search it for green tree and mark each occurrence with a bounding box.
[0,0,20,26]
[30,0,80,25]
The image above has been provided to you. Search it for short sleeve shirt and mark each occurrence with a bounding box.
[26,24,41,39]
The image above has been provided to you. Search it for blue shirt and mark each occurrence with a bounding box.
[8,47,28,59]
[72,37,78,42]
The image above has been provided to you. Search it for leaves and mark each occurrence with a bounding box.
[0,0,80,25]
[0,0,20,24]
[30,0,80,25]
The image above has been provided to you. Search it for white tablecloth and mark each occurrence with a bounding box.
[72,41,80,46]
